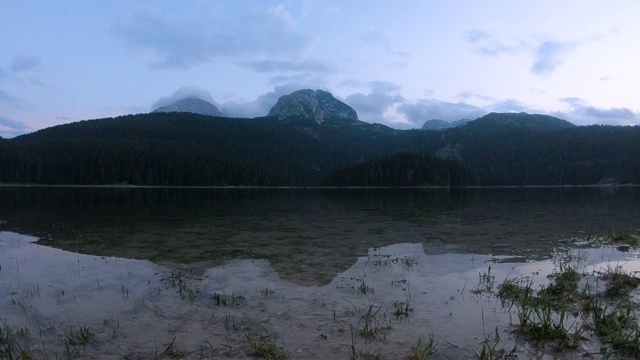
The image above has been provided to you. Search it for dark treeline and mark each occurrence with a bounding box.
[0,113,440,186]
[322,152,474,186]
[0,139,273,186]
[448,120,640,185]
[1,112,639,186]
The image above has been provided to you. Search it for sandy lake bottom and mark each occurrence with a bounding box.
[2,230,640,359]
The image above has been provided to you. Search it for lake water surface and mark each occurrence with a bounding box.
[0,187,639,359]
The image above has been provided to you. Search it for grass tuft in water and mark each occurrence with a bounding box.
[516,303,581,349]
[405,334,435,360]
[608,229,640,247]
[537,268,581,305]
[602,265,640,297]
[593,302,640,357]
[162,270,200,303]
[497,277,533,306]
[476,326,517,360]
[394,288,414,318]
[67,325,94,346]
[244,334,288,360]
[588,229,640,248]
[0,324,32,360]
[472,266,496,295]
[212,293,227,306]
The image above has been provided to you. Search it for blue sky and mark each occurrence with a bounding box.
[1,1,639,137]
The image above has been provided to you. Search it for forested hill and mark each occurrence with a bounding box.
[1,111,639,186]
[464,112,575,132]
[321,152,475,187]
[0,112,442,186]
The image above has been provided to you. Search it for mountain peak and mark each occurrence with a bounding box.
[152,97,223,117]
[466,112,575,130]
[267,89,359,123]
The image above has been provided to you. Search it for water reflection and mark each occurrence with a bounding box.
[0,186,638,285]
[2,230,639,359]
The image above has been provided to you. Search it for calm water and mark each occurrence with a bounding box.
[0,186,639,359]
[1,187,638,283]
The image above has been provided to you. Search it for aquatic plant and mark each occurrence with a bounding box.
[608,229,640,247]
[244,334,288,360]
[404,334,435,360]
[360,302,385,340]
[601,265,640,297]
[67,325,94,346]
[394,288,414,318]
[497,277,534,306]
[593,302,640,357]
[588,229,640,248]
[472,266,495,294]
[537,268,581,305]
[212,293,227,306]
[261,287,274,297]
[476,326,517,360]
[162,270,200,303]
[0,324,32,360]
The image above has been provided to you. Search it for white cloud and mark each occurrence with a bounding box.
[531,40,577,76]
[239,59,335,73]
[345,92,404,124]
[360,31,407,56]
[152,86,216,109]
[463,28,527,56]
[114,5,311,70]
[10,55,41,72]
[0,115,31,138]
[397,99,488,124]
[557,97,639,125]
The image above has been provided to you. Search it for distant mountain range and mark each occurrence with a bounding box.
[152,89,361,124]
[421,118,471,130]
[2,89,639,187]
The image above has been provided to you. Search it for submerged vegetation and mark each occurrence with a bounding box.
[477,239,640,357]
[244,334,288,360]
[2,226,640,358]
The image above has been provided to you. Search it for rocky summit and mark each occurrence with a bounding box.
[152,97,223,117]
[268,89,359,123]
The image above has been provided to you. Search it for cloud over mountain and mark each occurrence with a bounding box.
[0,115,31,138]
[152,86,217,109]
[557,97,639,125]
[346,92,403,123]
[397,99,488,124]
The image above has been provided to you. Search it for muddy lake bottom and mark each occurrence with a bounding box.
[2,232,640,359]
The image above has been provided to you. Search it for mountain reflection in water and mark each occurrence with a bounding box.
[0,186,638,285]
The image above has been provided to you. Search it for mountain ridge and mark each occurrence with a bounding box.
[2,99,639,187]
[421,118,471,130]
[466,112,575,131]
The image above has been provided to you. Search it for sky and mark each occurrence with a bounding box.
[1,1,640,137]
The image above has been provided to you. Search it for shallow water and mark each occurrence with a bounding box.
[0,187,639,358]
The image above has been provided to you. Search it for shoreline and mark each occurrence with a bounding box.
[0,183,638,189]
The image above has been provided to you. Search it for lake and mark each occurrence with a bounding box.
[0,186,639,359]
